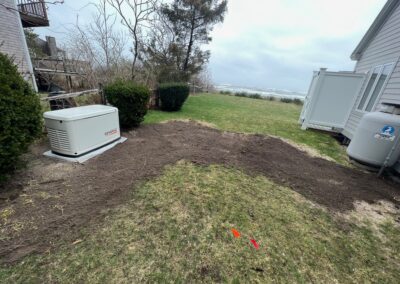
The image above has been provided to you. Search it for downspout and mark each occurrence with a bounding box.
[13,0,38,92]
[377,59,400,178]
[378,119,400,177]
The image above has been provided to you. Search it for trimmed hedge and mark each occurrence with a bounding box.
[0,53,42,183]
[104,81,150,128]
[158,83,190,111]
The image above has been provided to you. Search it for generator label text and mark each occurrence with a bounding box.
[105,129,118,136]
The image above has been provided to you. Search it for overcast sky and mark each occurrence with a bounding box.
[36,0,386,92]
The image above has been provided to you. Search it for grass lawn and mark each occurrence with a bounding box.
[1,162,398,283]
[145,94,347,163]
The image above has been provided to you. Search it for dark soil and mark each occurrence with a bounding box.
[0,121,399,263]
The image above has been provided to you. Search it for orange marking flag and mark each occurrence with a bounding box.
[250,239,259,249]
[231,228,241,238]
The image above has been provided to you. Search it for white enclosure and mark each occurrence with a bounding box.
[44,105,120,157]
[300,69,366,132]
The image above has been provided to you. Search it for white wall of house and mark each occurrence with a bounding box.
[343,2,400,139]
[343,1,400,138]
[0,0,37,90]
[342,1,400,166]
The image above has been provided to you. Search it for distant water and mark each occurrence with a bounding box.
[215,84,306,100]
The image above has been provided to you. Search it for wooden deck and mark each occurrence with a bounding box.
[17,0,49,27]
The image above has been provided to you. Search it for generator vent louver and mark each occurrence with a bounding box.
[47,128,71,152]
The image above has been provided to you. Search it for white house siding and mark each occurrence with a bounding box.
[343,1,400,139]
[0,0,36,89]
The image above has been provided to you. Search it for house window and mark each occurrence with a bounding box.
[357,63,394,112]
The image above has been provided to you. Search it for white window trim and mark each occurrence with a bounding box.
[360,65,383,111]
[356,66,381,111]
[367,63,396,112]
[356,62,395,113]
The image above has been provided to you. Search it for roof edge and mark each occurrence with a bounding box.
[351,0,400,61]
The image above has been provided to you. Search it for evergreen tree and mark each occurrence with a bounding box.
[160,0,227,81]
[24,28,45,58]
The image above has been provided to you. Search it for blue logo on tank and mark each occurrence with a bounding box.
[381,125,395,137]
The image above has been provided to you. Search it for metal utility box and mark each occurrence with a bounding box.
[44,105,120,157]
[300,69,366,132]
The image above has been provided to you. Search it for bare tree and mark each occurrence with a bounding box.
[88,0,126,74]
[141,6,185,85]
[107,0,157,79]
[195,68,214,93]
[64,0,128,86]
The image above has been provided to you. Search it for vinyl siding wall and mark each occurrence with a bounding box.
[343,2,400,139]
[0,0,36,87]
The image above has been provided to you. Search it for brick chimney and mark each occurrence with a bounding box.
[46,36,58,58]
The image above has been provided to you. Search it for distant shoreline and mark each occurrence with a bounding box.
[215,85,306,100]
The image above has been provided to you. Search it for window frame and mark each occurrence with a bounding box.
[356,62,395,113]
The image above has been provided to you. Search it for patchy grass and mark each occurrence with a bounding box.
[0,208,14,225]
[145,94,347,163]
[1,162,398,283]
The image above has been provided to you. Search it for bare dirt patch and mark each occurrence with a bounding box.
[339,200,399,229]
[276,136,337,162]
[0,121,399,263]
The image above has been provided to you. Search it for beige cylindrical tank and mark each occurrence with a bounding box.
[347,112,400,167]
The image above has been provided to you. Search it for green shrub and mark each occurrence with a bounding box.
[158,83,190,111]
[248,93,262,99]
[293,98,304,105]
[267,96,276,101]
[233,92,264,100]
[0,53,42,183]
[280,97,293,103]
[279,97,304,105]
[104,80,150,128]
[234,92,247,97]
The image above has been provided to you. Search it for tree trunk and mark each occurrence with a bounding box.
[131,26,138,80]
[132,44,138,80]
[183,8,196,72]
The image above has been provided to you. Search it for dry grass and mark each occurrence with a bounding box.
[0,208,14,224]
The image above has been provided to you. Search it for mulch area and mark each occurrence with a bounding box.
[0,121,399,263]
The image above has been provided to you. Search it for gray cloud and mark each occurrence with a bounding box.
[36,0,386,92]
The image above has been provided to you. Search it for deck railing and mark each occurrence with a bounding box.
[17,0,48,22]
